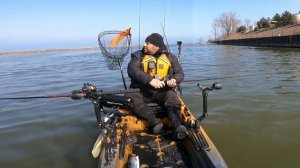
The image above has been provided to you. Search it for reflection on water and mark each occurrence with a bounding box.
[0,45,299,168]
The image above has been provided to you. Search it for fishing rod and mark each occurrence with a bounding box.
[0,94,72,100]
[138,0,142,49]
[0,71,286,100]
[161,23,170,52]
[0,84,140,100]
[182,72,276,83]
[161,1,170,52]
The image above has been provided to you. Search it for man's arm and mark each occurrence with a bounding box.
[127,51,152,85]
[169,53,184,83]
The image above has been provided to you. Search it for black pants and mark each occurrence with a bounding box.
[126,90,182,128]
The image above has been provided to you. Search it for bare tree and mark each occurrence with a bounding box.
[211,18,219,40]
[244,18,251,29]
[217,12,241,36]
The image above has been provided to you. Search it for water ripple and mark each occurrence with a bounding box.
[0,46,299,168]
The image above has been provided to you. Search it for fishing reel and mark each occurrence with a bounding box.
[70,83,138,125]
[70,83,98,100]
[82,83,97,93]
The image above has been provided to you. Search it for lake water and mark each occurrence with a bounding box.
[0,45,299,168]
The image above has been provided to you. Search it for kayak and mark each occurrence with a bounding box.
[73,83,228,168]
[91,29,227,167]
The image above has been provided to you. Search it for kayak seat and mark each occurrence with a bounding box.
[99,94,133,110]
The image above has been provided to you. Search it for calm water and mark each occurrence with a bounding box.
[0,45,299,168]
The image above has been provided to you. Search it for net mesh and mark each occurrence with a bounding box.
[98,30,131,70]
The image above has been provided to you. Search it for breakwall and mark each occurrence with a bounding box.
[214,34,300,48]
[213,24,300,48]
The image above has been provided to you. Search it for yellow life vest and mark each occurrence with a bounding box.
[141,53,171,80]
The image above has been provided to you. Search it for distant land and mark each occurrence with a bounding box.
[0,47,100,56]
[0,43,203,56]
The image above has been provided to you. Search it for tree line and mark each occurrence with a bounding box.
[211,10,299,40]
[257,11,293,29]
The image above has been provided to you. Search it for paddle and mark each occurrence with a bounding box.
[92,131,105,158]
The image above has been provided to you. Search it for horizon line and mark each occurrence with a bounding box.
[0,42,205,57]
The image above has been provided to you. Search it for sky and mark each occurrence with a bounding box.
[1,0,300,52]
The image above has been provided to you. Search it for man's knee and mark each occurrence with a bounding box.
[126,92,153,117]
[164,90,180,107]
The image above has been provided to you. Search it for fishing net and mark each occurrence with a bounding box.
[98,28,131,70]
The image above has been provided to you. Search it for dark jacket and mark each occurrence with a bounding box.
[127,48,184,92]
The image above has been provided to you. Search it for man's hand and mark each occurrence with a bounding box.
[166,78,177,88]
[149,79,165,89]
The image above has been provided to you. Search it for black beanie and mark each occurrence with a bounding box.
[145,33,165,49]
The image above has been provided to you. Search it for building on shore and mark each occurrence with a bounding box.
[248,25,256,32]
[292,13,300,24]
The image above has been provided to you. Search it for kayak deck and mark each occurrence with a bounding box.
[131,131,192,167]
[94,95,227,168]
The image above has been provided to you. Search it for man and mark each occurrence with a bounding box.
[127,33,188,139]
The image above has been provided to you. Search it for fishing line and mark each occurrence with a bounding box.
[1,71,296,100]
[183,68,300,83]
[183,72,277,83]
[138,0,142,50]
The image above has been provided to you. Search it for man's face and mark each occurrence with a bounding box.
[144,42,159,55]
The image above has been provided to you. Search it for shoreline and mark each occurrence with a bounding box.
[0,46,100,57]
[212,24,300,48]
[0,43,205,57]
